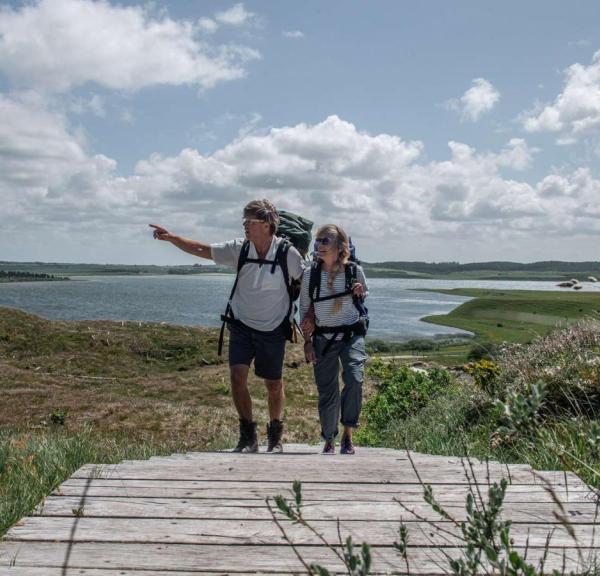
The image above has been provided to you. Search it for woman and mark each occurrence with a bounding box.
[300,224,368,455]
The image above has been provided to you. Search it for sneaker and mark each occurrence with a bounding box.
[322,440,335,455]
[340,435,355,455]
[266,419,284,453]
[232,419,258,453]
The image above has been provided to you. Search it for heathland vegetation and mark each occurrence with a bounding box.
[1,296,598,572]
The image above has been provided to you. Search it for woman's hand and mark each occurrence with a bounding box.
[149,224,174,242]
[304,341,316,364]
[300,315,315,335]
[352,282,365,298]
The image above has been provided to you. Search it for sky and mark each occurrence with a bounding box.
[1,0,600,265]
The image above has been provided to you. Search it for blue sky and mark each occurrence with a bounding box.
[1,0,600,264]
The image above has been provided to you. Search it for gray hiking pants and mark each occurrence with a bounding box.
[313,334,367,441]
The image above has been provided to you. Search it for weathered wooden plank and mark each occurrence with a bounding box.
[71,461,585,488]
[55,479,596,502]
[0,541,591,574]
[76,454,531,472]
[5,516,599,548]
[1,570,295,576]
[34,496,600,523]
[145,444,520,459]
[0,444,596,576]
[144,452,530,467]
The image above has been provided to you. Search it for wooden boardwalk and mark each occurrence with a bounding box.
[1,444,598,575]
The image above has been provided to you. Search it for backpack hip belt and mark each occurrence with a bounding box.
[312,320,367,356]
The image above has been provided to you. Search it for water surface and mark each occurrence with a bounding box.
[1,275,596,341]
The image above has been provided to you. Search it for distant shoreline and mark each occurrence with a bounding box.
[2,259,600,282]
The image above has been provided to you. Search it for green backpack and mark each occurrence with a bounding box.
[277,210,313,258]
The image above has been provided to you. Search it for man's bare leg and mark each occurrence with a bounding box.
[230,364,252,420]
[265,378,285,452]
[230,364,258,452]
[265,378,284,421]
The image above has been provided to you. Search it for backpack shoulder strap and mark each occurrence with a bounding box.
[237,240,251,273]
[346,262,368,318]
[308,260,322,303]
[219,240,251,355]
[345,262,357,291]
[276,240,297,332]
[273,239,290,277]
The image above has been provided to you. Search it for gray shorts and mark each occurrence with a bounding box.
[228,321,288,380]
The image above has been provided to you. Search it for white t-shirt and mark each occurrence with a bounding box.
[211,236,304,332]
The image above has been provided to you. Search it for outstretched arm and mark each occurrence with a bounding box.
[149,224,213,261]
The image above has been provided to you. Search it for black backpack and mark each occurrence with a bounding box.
[308,260,369,326]
[307,245,369,356]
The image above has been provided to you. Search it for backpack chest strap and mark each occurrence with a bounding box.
[311,289,354,303]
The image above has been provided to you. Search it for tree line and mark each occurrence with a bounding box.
[0,271,67,280]
[364,260,600,274]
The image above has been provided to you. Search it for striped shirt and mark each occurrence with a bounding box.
[299,264,368,338]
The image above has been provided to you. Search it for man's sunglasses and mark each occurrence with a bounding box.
[242,218,265,226]
[314,237,333,246]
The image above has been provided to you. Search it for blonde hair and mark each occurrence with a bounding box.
[316,224,350,313]
[244,199,280,234]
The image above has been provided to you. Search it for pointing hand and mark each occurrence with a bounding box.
[149,224,173,241]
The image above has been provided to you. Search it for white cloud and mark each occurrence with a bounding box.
[215,3,254,27]
[2,109,600,261]
[0,93,125,227]
[447,78,500,122]
[198,17,218,33]
[491,138,538,171]
[523,50,600,138]
[0,0,260,93]
[283,30,304,39]
[66,94,106,118]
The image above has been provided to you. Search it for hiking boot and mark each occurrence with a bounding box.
[340,435,355,455]
[322,440,335,455]
[266,419,284,453]
[232,419,258,453]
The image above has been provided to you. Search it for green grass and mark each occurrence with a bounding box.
[0,426,192,536]
[365,289,600,365]
[422,288,600,344]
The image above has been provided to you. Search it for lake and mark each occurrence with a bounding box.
[0,275,596,341]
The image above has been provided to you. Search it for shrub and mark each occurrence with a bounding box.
[386,381,495,457]
[464,359,501,396]
[494,319,600,416]
[356,361,452,445]
[467,341,501,362]
[365,339,395,354]
[496,381,547,439]
[404,338,438,352]
[49,409,67,426]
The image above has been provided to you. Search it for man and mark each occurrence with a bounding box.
[150,199,304,453]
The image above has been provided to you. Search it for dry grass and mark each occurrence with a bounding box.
[1,307,375,535]
[0,307,357,449]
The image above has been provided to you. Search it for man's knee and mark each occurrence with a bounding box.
[264,378,283,394]
[230,364,250,388]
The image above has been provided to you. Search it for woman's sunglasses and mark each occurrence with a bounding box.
[314,237,333,246]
